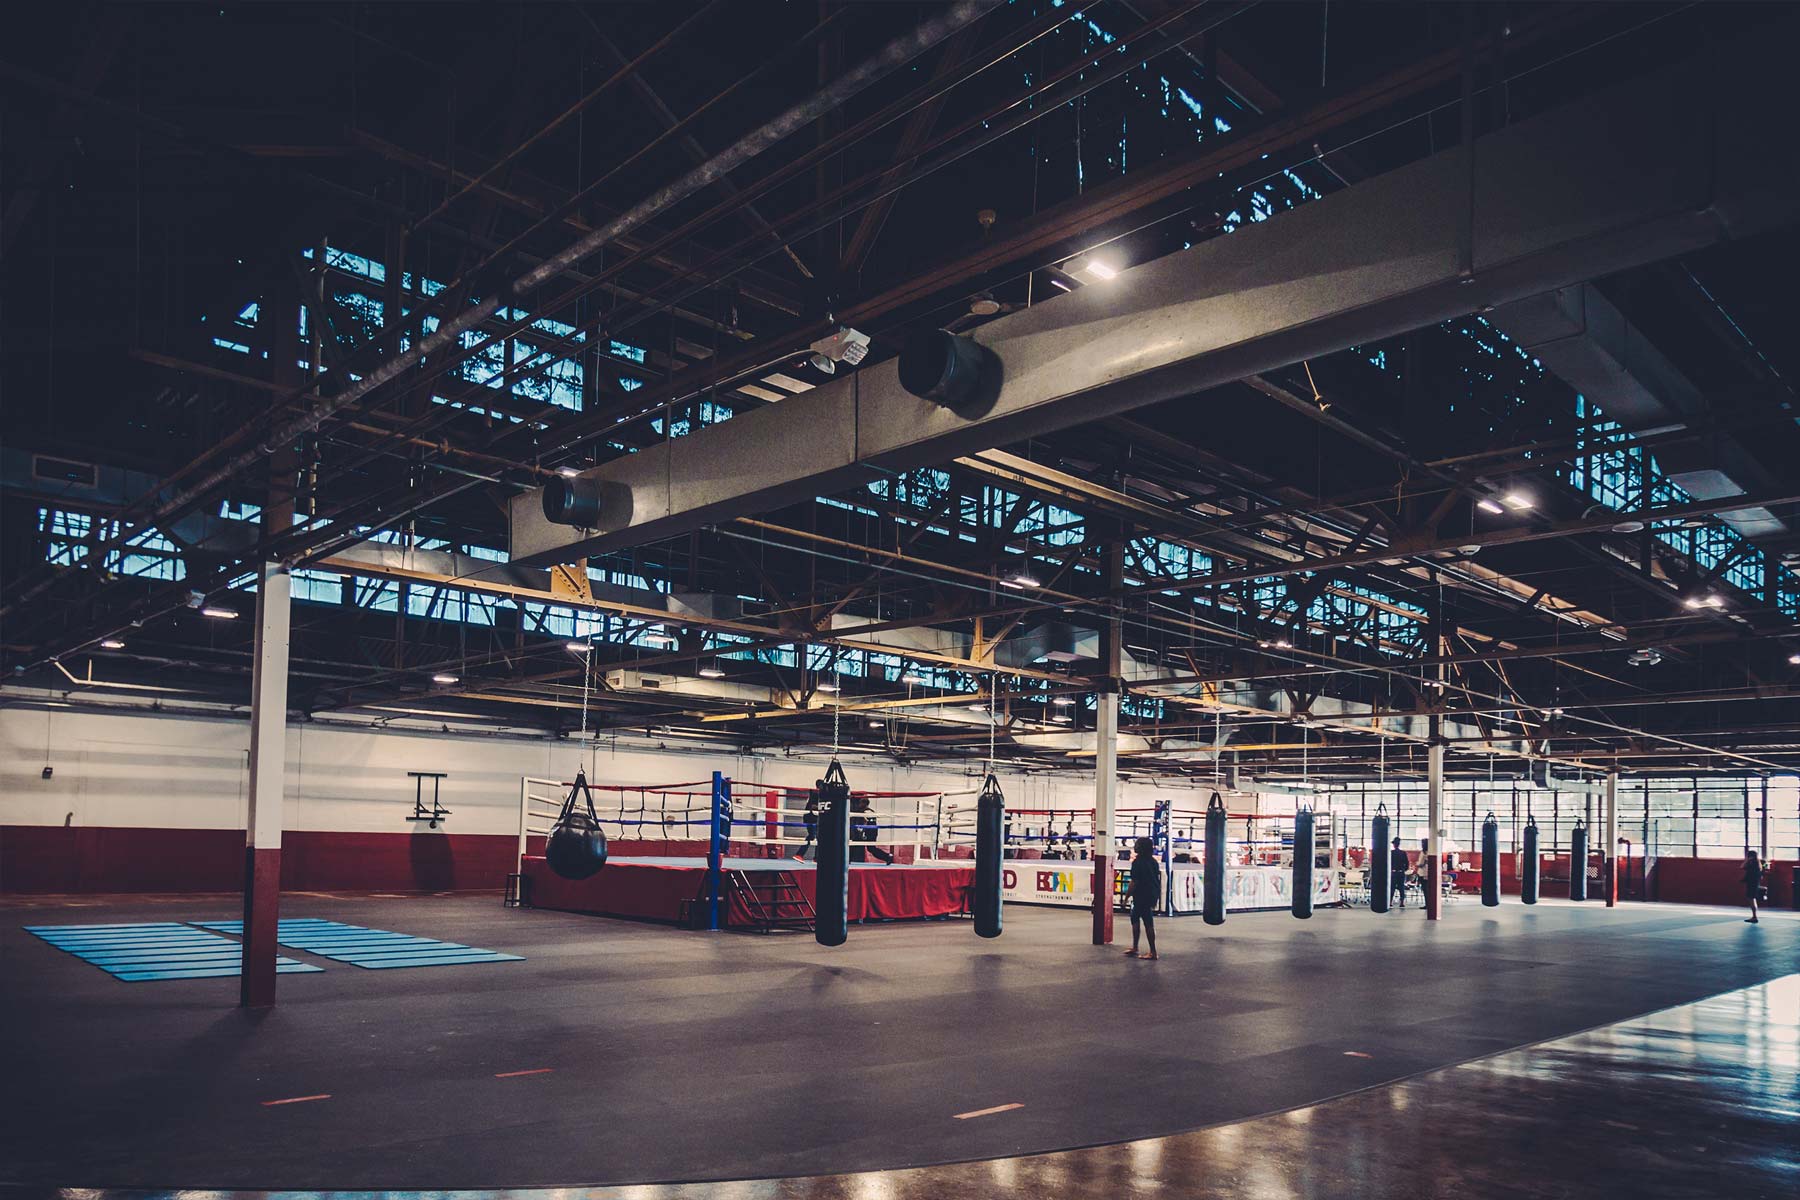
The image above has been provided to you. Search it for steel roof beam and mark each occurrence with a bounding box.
[510,24,1800,565]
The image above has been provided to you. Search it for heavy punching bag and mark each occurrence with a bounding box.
[1370,805,1392,914]
[1480,812,1500,907]
[1292,806,1315,919]
[1520,815,1540,905]
[546,770,609,881]
[1568,817,1589,902]
[1203,792,1227,926]
[814,760,852,946]
[973,772,1005,939]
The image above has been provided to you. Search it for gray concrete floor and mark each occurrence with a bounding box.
[2,892,1796,1195]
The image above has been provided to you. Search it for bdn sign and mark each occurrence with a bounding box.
[1001,868,1078,893]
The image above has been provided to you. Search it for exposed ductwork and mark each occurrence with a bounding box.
[1487,282,1788,540]
[510,26,1800,565]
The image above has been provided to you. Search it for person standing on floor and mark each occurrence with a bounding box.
[1389,837,1411,909]
[1744,849,1764,924]
[1125,837,1161,960]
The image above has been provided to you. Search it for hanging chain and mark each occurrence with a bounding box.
[1302,724,1309,798]
[986,672,998,774]
[831,659,842,756]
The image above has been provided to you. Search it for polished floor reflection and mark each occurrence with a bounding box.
[580,972,1800,1198]
[11,972,1796,1200]
[6,897,1797,1198]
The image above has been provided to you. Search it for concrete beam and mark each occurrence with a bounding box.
[510,28,1797,566]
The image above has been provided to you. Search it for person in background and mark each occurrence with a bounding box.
[792,790,819,862]
[1125,837,1161,960]
[1389,837,1411,909]
[1744,849,1764,924]
[850,795,895,865]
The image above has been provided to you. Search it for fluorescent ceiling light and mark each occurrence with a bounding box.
[200,606,237,619]
[556,466,581,478]
[431,674,458,685]
[817,681,840,694]
[1052,696,1075,707]
[567,641,591,653]
[1501,491,1534,511]
[1789,653,1800,665]
[900,672,926,685]
[1476,498,1506,515]
[99,638,125,650]
[698,665,726,678]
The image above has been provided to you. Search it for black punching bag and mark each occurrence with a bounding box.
[1203,792,1227,926]
[973,773,1005,939]
[1292,806,1315,919]
[814,760,851,946]
[1370,806,1392,914]
[1480,812,1500,907]
[1569,817,1589,902]
[546,771,609,880]
[1520,815,1540,905]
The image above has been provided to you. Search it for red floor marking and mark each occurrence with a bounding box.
[495,1068,555,1078]
[954,1102,1024,1120]
[1343,1051,1373,1059]
[261,1094,331,1106]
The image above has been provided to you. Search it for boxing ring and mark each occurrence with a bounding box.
[992,803,1341,914]
[515,773,976,929]
[514,776,1336,927]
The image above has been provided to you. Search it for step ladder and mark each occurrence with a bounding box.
[727,869,816,933]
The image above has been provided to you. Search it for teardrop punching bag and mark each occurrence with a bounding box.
[1568,818,1589,902]
[973,773,1005,939]
[1520,815,1540,905]
[1370,806,1392,913]
[1480,812,1500,907]
[814,760,852,946]
[546,770,609,880]
[1292,806,1315,919]
[1203,793,1227,926]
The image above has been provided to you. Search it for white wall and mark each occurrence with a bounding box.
[0,704,1262,836]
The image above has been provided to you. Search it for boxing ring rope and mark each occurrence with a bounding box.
[519,776,972,870]
[521,773,1340,921]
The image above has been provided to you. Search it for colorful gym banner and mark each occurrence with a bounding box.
[1001,860,1338,912]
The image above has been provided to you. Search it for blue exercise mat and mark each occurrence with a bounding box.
[192,918,521,970]
[24,923,323,982]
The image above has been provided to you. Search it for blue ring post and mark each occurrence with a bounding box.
[707,771,727,931]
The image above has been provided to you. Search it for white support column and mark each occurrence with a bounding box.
[1605,771,1620,907]
[240,562,291,1007]
[1426,741,1444,921]
[1093,690,1118,945]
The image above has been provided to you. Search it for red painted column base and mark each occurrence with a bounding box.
[240,846,281,1008]
[1091,852,1113,944]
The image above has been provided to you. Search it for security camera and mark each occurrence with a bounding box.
[807,326,871,375]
